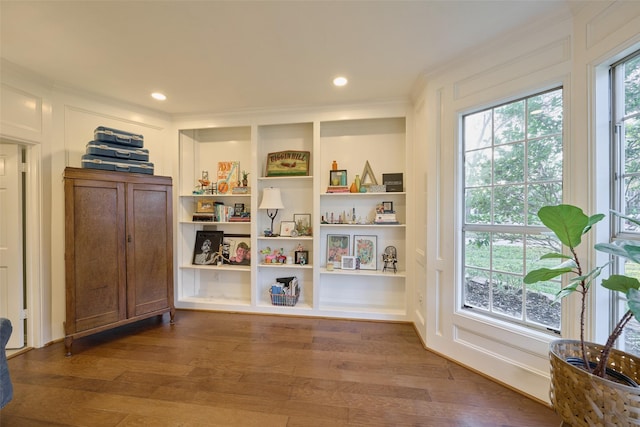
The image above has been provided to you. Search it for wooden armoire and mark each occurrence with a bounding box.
[63,167,175,355]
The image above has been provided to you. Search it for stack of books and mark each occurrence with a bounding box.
[326,186,349,193]
[374,212,399,224]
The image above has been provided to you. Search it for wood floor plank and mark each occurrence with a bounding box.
[1,310,561,426]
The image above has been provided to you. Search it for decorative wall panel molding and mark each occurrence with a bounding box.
[453,37,571,101]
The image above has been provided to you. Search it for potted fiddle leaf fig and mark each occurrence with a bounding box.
[524,204,640,426]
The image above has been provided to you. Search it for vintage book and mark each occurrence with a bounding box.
[326,185,350,193]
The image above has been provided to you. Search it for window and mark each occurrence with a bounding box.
[462,88,563,332]
[610,51,640,354]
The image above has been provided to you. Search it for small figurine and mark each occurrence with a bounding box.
[382,246,397,273]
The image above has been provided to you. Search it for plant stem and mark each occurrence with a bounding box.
[571,246,592,373]
[593,309,634,377]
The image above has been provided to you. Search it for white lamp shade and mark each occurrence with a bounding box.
[259,187,284,210]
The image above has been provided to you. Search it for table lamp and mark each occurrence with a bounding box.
[259,187,284,235]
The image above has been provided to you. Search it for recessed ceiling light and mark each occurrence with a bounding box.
[333,77,348,87]
[151,92,167,101]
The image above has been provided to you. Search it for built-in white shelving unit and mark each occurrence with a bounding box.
[175,110,410,321]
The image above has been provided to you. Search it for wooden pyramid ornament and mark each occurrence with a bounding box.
[360,160,378,186]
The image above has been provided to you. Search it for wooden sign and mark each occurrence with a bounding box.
[266,151,310,177]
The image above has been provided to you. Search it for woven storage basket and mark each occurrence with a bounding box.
[550,340,640,426]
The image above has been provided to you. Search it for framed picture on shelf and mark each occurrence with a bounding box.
[233,203,245,216]
[196,199,215,213]
[293,213,311,236]
[354,235,377,270]
[266,150,310,176]
[382,201,394,212]
[192,230,224,265]
[295,250,309,265]
[217,161,240,194]
[329,169,347,186]
[280,221,296,237]
[327,234,350,263]
[341,256,357,270]
[382,173,403,192]
[222,234,251,265]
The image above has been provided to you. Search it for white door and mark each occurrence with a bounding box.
[0,143,25,348]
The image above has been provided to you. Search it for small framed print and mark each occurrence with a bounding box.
[329,169,347,186]
[382,173,403,192]
[279,221,296,237]
[354,235,377,270]
[382,201,394,212]
[327,234,350,263]
[196,198,215,213]
[222,234,251,265]
[295,250,309,265]
[293,213,311,236]
[341,256,357,270]
[234,203,245,216]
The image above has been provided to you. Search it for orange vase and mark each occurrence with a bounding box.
[350,182,358,193]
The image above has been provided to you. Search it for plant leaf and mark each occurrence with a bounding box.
[612,210,640,229]
[555,282,581,302]
[540,253,573,260]
[596,241,640,264]
[627,288,640,323]
[524,266,573,283]
[538,205,600,249]
[602,274,640,293]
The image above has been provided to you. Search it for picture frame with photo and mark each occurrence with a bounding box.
[295,250,309,265]
[327,234,350,263]
[222,233,251,265]
[354,235,377,270]
[192,230,224,265]
[329,169,347,186]
[293,213,311,236]
[196,199,215,213]
[341,255,357,270]
[279,221,296,237]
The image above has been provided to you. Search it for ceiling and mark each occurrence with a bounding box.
[1,1,576,117]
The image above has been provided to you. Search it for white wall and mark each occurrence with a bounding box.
[413,1,640,403]
[0,61,176,345]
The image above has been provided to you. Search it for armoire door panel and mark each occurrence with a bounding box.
[65,179,127,333]
[127,184,173,317]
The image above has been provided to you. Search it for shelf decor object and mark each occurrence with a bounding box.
[266,151,310,176]
[354,235,377,270]
[193,231,224,265]
[382,173,403,192]
[217,161,240,194]
[259,187,285,236]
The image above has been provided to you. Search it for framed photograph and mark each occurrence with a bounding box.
[382,201,394,212]
[295,250,309,265]
[279,221,296,237]
[234,203,245,216]
[327,234,350,263]
[329,169,347,187]
[222,234,251,265]
[341,256,357,270]
[196,198,215,213]
[293,213,311,236]
[354,235,377,270]
[192,230,224,265]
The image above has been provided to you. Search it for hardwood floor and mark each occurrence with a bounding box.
[1,310,561,426]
